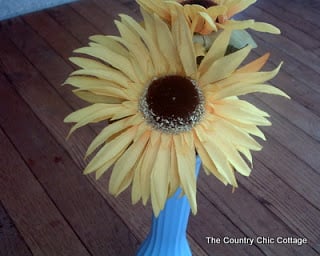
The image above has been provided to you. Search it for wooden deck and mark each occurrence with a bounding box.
[0,0,319,255]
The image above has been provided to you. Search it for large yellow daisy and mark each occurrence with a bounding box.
[137,0,280,35]
[64,7,288,216]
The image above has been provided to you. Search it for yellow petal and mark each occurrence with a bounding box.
[209,82,290,100]
[89,35,130,57]
[226,0,256,18]
[218,19,255,30]
[69,57,109,70]
[236,146,253,166]
[140,130,161,205]
[190,14,202,34]
[183,5,201,26]
[228,120,266,140]
[131,130,152,204]
[119,14,167,76]
[215,133,252,176]
[199,45,251,86]
[75,87,126,98]
[113,19,154,79]
[84,127,137,175]
[74,46,137,81]
[173,134,197,215]
[66,104,130,138]
[251,22,280,34]
[194,42,206,57]
[236,52,270,73]
[64,76,126,91]
[64,103,117,132]
[140,8,157,46]
[137,0,170,21]
[193,129,228,184]
[154,14,182,74]
[131,157,143,204]
[171,6,197,78]
[110,101,137,121]
[199,29,232,75]
[86,116,140,158]
[70,69,130,88]
[73,91,124,104]
[212,99,271,126]
[214,118,262,150]
[66,72,137,103]
[195,126,237,186]
[151,134,171,216]
[64,104,105,123]
[207,5,227,17]
[199,12,218,34]
[168,135,180,197]
[94,147,127,180]
[109,130,150,196]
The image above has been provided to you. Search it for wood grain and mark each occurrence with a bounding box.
[0,72,138,255]
[1,0,320,255]
[0,128,90,256]
[0,203,32,256]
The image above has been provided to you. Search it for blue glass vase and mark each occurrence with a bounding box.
[137,156,201,256]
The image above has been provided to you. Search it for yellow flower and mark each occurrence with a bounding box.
[64,8,288,217]
[137,0,280,35]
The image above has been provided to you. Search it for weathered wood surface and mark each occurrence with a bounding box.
[0,203,32,256]
[0,0,319,255]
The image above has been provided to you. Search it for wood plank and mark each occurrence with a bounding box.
[250,133,320,210]
[237,19,320,99]
[253,89,320,143]
[70,1,119,35]
[0,29,88,167]
[0,73,138,255]
[21,13,106,134]
[0,202,32,256]
[0,129,90,256]
[255,0,320,41]
[246,95,320,173]
[188,192,265,256]
[90,0,140,19]
[250,34,320,97]
[114,0,140,13]
[241,161,320,253]
[314,47,320,56]
[46,4,100,45]
[252,3,319,51]
[198,172,319,256]
[266,0,320,37]
[244,51,320,142]
[239,8,320,75]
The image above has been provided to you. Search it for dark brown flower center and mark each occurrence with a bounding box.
[140,75,204,133]
[181,0,217,8]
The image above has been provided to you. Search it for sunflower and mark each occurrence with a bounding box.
[64,7,288,217]
[137,0,280,35]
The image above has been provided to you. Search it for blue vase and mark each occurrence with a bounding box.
[137,156,201,256]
